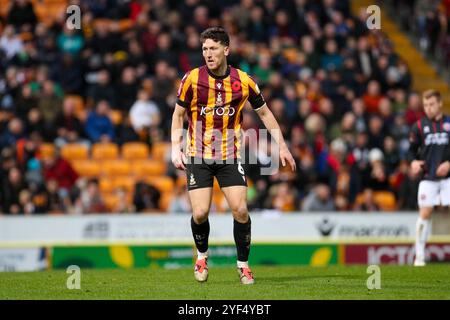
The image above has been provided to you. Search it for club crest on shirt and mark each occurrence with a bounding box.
[424,126,430,134]
[217,92,223,106]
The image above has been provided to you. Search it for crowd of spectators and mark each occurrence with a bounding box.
[387,0,450,69]
[0,0,431,214]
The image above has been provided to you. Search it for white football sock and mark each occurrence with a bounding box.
[415,217,430,259]
[237,260,249,268]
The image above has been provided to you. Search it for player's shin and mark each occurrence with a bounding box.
[234,216,251,265]
[415,216,430,262]
[191,216,210,258]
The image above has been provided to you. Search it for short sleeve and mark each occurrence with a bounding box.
[247,75,265,110]
[176,72,193,108]
[406,121,422,162]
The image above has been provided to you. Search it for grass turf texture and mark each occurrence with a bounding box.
[1,264,449,300]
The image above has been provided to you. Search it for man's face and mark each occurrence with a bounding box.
[423,96,442,120]
[202,38,229,71]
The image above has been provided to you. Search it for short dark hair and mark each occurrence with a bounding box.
[422,89,441,102]
[200,27,230,47]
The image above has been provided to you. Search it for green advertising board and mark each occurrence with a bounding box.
[51,244,338,269]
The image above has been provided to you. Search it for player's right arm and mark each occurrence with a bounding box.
[171,104,187,170]
[407,121,425,176]
[171,71,192,170]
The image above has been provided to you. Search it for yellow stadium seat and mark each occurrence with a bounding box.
[151,142,170,161]
[131,159,166,176]
[374,191,397,211]
[176,174,187,188]
[99,178,115,193]
[101,159,131,176]
[65,95,85,113]
[39,143,55,159]
[122,142,150,160]
[61,143,89,161]
[102,191,133,211]
[212,193,227,213]
[159,192,173,212]
[109,109,123,125]
[113,176,136,193]
[145,176,174,193]
[102,193,120,211]
[92,143,119,160]
[71,160,101,178]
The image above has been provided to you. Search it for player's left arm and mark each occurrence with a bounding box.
[255,104,296,171]
[246,75,296,171]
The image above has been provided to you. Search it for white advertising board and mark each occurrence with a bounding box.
[0,212,419,244]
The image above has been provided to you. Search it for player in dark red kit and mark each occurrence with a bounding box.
[408,89,450,266]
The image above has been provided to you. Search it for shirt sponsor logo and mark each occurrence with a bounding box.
[424,132,449,145]
[200,105,235,116]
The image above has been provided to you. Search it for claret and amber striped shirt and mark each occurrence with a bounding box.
[176,65,265,160]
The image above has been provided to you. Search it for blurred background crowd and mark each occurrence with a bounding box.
[0,0,448,215]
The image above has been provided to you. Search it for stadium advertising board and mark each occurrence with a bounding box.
[51,244,339,269]
[0,213,418,243]
[0,248,47,272]
[343,243,450,265]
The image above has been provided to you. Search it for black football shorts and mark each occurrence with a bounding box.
[186,157,247,191]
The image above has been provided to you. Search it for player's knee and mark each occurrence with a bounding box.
[231,204,248,221]
[192,207,209,223]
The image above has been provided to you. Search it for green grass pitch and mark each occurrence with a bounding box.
[1,265,450,300]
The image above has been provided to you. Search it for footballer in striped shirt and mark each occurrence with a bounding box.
[171,27,296,285]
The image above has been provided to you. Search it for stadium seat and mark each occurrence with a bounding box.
[65,95,84,110]
[122,142,150,160]
[109,109,123,125]
[145,176,174,193]
[99,178,115,194]
[92,143,119,160]
[39,143,55,160]
[176,174,187,188]
[151,142,170,161]
[61,143,89,161]
[374,191,397,211]
[71,160,101,178]
[101,159,131,176]
[212,193,227,213]
[102,193,120,211]
[130,159,166,176]
[113,176,136,194]
[159,192,173,212]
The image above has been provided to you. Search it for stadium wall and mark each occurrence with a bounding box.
[1,213,450,271]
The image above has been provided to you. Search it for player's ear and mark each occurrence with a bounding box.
[224,46,230,57]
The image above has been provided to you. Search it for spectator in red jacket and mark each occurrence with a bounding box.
[42,152,79,195]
